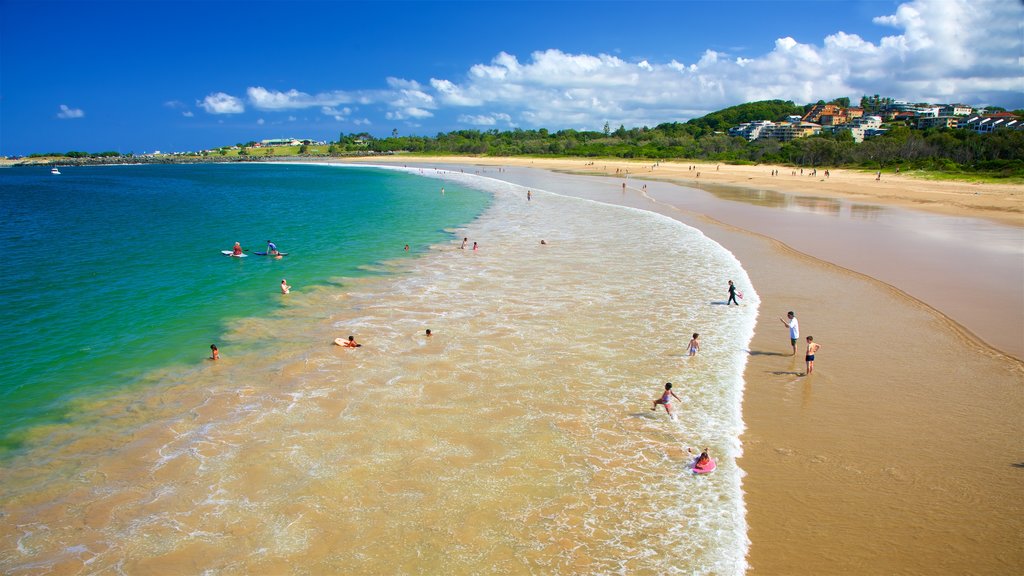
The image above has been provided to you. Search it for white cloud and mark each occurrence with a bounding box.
[248,86,354,110]
[418,0,1020,129]
[56,104,84,119]
[257,118,265,125]
[458,112,512,126]
[386,107,433,120]
[198,92,244,114]
[182,111,194,117]
[194,0,1020,131]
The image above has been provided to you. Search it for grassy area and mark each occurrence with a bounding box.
[872,168,1024,185]
[210,145,332,157]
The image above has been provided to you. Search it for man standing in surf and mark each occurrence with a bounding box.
[780,311,799,355]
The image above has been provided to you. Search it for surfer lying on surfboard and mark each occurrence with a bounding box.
[688,447,716,474]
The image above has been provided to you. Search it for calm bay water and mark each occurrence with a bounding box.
[0,163,489,449]
[0,163,758,574]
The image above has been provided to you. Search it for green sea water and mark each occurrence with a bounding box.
[0,162,489,450]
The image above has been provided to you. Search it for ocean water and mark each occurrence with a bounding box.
[0,163,489,449]
[0,164,759,574]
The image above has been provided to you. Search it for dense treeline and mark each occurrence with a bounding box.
[329,100,1024,176]
[27,150,123,159]
[345,123,1024,176]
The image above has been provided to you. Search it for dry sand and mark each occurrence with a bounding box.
[341,156,1023,574]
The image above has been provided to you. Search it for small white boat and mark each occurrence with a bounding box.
[51,167,61,175]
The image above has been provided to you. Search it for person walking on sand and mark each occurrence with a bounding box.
[281,279,291,294]
[688,333,700,356]
[651,382,682,419]
[727,280,740,306]
[804,336,821,374]
[780,311,799,355]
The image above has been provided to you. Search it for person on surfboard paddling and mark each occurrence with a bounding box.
[688,447,714,473]
[266,240,279,256]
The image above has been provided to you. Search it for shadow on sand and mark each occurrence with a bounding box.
[748,350,789,357]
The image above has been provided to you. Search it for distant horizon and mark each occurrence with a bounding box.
[2,0,1021,156]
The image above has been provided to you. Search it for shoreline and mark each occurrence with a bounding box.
[336,156,1023,573]
[336,156,1024,360]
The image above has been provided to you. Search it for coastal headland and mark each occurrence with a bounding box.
[335,155,1023,574]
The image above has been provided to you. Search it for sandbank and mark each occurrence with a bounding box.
[337,156,1023,574]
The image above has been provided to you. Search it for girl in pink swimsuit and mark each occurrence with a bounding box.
[651,382,681,416]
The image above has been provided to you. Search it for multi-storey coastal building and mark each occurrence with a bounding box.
[727,120,776,141]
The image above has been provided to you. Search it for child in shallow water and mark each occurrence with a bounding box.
[689,447,711,468]
[209,344,219,360]
[651,382,681,418]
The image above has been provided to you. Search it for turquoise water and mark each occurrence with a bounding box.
[0,163,489,449]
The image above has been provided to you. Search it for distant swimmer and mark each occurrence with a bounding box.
[527,190,532,201]
[472,241,478,251]
[461,237,468,249]
[232,242,243,256]
[281,279,291,294]
[210,344,219,360]
[425,329,432,337]
[804,336,821,374]
[404,244,409,251]
[688,333,700,356]
[334,335,362,348]
[651,382,681,419]
[266,240,279,256]
[780,311,799,355]
[540,239,547,245]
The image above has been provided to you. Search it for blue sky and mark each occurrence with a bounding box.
[2,0,1021,155]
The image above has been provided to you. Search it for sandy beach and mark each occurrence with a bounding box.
[342,156,1023,574]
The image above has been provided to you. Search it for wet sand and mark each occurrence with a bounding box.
[343,157,1024,574]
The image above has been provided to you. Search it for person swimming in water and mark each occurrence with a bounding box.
[334,335,361,348]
